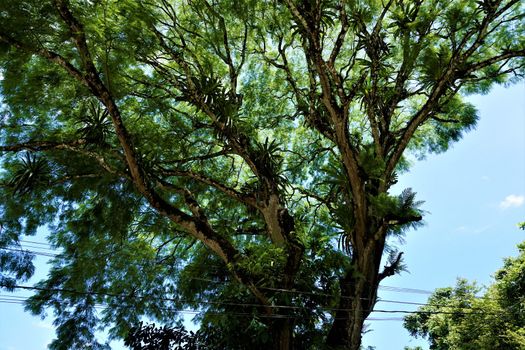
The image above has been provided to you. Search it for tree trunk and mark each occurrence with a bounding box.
[271,318,294,350]
[325,238,385,350]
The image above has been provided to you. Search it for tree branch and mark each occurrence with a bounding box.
[157,168,257,209]
[201,0,241,101]
[160,148,233,166]
[48,0,251,275]
[461,49,525,76]
[281,0,313,38]
[0,32,85,83]
[283,0,369,242]
[328,1,349,66]
[378,252,403,281]
[0,140,87,152]
[146,13,303,257]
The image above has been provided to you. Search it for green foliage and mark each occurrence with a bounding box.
[124,322,205,350]
[76,100,113,145]
[8,152,50,195]
[404,241,525,349]
[0,0,523,348]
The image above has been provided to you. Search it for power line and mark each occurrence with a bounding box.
[20,244,58,252]
[19,239,54,246]
[1,244,514,321]
[0,246,434,296]
[0,247,506,314]
[0,283,508,319]
[0,246,57,258]
[0,245,504,314]
[189,277,486,308]
[0,293,406,321]
[0,295,436,323]
[379,285,432,295]
[0,256,457,313]
[5,241,59,253]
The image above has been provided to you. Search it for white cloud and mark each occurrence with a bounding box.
[473,226,490,234]
[454,225,491,234]
[499,194,525,209]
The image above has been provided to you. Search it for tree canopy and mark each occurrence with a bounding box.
[0,0,524,349]
[404,241,525,349]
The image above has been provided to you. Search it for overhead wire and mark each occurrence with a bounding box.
[0,282,509,320]
[0,245,435,296]
[19,239,53,246]
[3,242,435,295]
[0,293,404,321]
[0,246,58,258]
[0,245,511,319]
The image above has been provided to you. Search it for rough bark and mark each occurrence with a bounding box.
[272,318,294,350]
[326,235,386,350]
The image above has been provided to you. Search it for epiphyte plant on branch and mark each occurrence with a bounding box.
[0,0,523,349]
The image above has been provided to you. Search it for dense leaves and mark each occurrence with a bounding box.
[125,322,203,350]
[0,0,523,349]
[404,241,525,349]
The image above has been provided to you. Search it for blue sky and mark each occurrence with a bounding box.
[1,83,524,349]
[364,82,525,349]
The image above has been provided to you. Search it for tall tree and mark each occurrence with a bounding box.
[0,0,523,349]
[404,241,525,349]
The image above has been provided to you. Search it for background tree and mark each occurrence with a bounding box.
[0,0,524,349]
[404,241,525,349]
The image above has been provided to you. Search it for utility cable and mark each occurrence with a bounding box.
[0,283,509,318]
[0,246,509,314]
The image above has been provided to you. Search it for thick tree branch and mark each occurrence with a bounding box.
[178,187,272,311]
[283,0,369,244]
[46,0,256,280]
[385,71,454,178]
[281,0,313,38]
[0,140,87,152]
[386,47,524,180]
[147,16,302,256]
